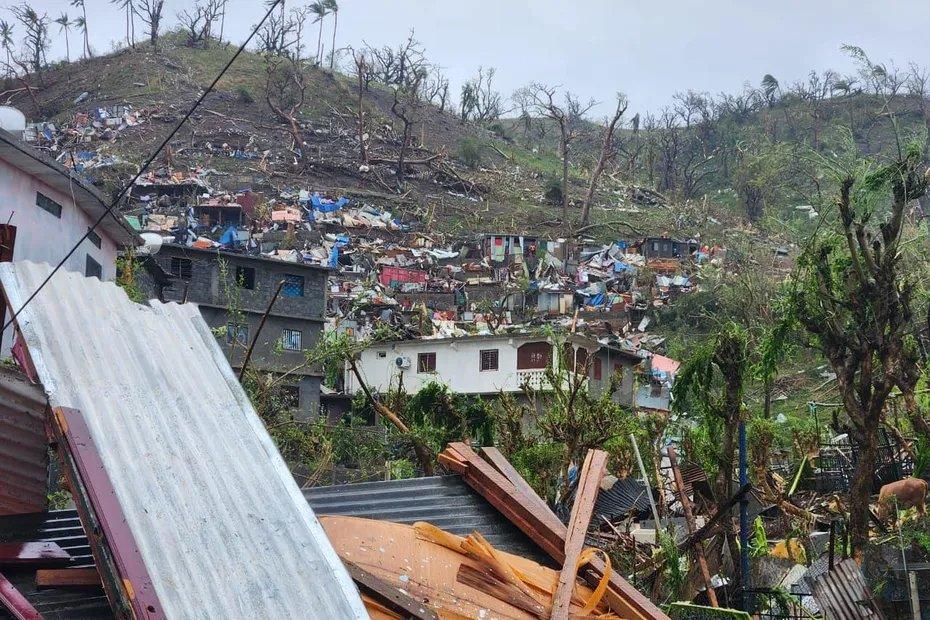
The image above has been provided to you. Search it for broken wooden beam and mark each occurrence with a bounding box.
[35,568,102,589]
[667,445,718,607]
[440,443,669,620]
[0,542,70,566]
[551,449,607,620]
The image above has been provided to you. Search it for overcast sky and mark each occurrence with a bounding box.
[30,0,930,117]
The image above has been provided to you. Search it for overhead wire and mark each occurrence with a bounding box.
[1,0,284,338]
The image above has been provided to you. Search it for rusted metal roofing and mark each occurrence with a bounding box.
[0,262,366,619]
[0,366,47,516]
[810,559,884,619]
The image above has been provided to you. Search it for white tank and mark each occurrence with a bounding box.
[0,106,26,135]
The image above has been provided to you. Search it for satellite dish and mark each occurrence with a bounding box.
[0,106,26,135]
[138,232,164,256]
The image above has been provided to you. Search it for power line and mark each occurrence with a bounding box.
[1,0,283,338]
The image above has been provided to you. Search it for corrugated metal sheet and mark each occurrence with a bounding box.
[0,262,366,619]
[0,509,110,619]
[306,475,551,564]
[810,559,884,619]
[0,366,47,516]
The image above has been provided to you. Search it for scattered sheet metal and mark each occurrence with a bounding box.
[0,367,47,516]
[810,559,884,619]
[0,262,367,619]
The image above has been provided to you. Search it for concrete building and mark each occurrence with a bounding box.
[0,128,138,356]
[141,243,328,419]
[348,333,641,406]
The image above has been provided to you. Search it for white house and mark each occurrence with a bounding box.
[347,333,642,404]
[0,128,139,355]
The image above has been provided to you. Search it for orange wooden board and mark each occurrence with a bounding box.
[320,516,609,619]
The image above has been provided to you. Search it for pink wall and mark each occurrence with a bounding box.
[0,158,119,356]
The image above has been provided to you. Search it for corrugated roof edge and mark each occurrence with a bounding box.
[0,128,141,247]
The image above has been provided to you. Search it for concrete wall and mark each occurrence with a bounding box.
[349,335,550,396]
[587,348,638,407]
[0,158,119,357]
[142,246,327,420]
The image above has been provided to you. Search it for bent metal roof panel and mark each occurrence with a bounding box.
[0,261,366,619]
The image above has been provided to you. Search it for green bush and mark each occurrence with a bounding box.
[457,138,485,170]
[236,86,254,105]
[544,176,563,205]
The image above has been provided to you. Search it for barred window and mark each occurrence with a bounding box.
[282,329,302,351]
[479,349,499,371]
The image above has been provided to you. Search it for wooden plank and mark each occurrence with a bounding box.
[481,447,538,499]
[0,542,70,566]
[343,560,438,620]
[35,568,102,589]
[551,449,607,620]
[0,571,42,620]
[442,443,669,620]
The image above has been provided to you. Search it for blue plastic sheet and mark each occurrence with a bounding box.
[328,246,339,268]
[219,226,239,246]
[311,193,349,213]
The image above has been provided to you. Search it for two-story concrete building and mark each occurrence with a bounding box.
[141,244,328,419]
[0,128,139,356]
[348,332,642,406]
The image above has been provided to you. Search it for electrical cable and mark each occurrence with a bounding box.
[1,0,283,338]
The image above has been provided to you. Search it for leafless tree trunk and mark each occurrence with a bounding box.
[580,93,627,227]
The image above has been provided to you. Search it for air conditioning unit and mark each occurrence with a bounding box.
[395,356,411,369]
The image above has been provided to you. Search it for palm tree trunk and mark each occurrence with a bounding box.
[329,10,337,70]
[64,31,70,62]
[316,21,324,64]
[125,5,130,47]
[219,1,226,42]
[82,6,90,58]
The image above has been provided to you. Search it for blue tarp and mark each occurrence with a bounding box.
[589,293,606,306]
[614,262,635,272]
[219,226,239,246]
[310,193,349,213]
[328,246,339,268]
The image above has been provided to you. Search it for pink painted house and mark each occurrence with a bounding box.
[0,128,139,355]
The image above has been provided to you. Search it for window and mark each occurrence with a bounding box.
[235,266,255,289]
[169,256,192,280]
[517,342,551,370]
[377,350,387,358]
[282,274,304,297]
[226,322,249,345]
[36,192,62,218]
[417,352,436,373]
[479,349,499,371]
[86,228,102,249]
[0,224,16,262]
[593,357,602,380]
[282,329,302,351]
[651,241,659,252]
[85,255,102,279]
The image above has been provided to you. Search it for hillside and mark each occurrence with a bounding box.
[11,34,743,244]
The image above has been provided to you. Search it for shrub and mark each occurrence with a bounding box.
[457,138,485,170]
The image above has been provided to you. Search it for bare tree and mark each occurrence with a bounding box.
[351,48,369,164]
[134,0,164,51]
[255,9,297,57]
[514,83,595,226]
[390,71,425,187]
[11,6,49,76]
[580,92,627,227]
[366,31,427,89]
[177,0,222,47]
[460,66,502,124]
[264,57,308,158]
[421,67,449,112]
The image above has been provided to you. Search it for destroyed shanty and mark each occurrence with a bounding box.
[2,3,930,619]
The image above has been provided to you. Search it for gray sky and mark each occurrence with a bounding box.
[30,0,930,117]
